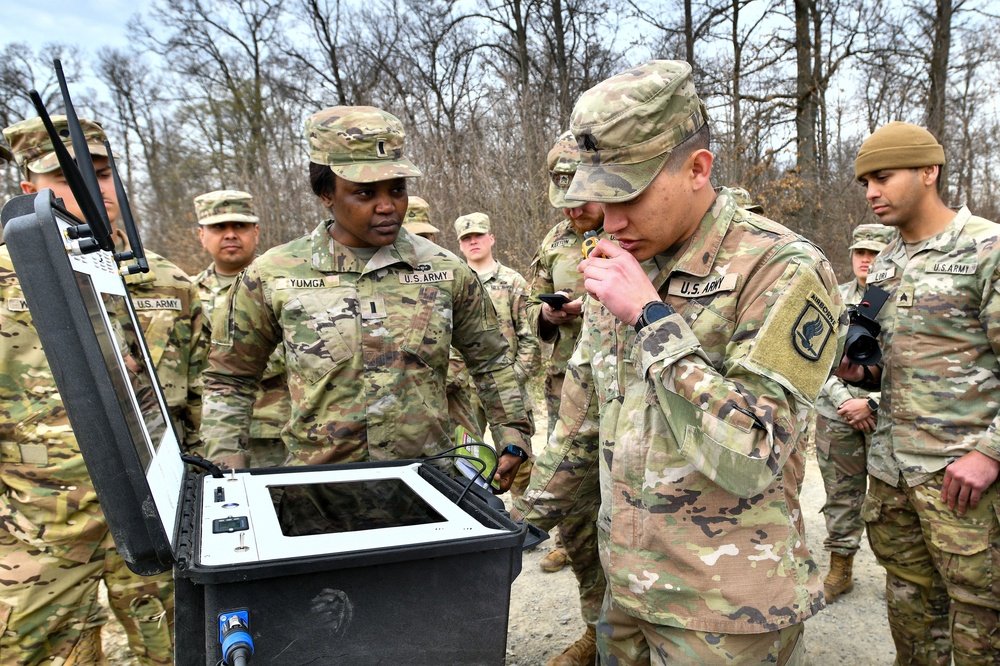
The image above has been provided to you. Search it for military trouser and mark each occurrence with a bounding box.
[815,414,869,557]
[597,590,807,665]
[0,529,174,666]
[863,472,1000,665]
[537,370,605,625]
[247,436,287,467]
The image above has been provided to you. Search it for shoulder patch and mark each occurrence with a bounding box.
[743,263,841,401]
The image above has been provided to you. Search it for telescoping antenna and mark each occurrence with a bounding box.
[106,140,148,275]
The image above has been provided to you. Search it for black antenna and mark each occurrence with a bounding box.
[106,141,148,274]
[52,59,116,252]
[27,91,107,253]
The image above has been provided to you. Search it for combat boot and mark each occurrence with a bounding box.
[824,552,855,602]
[64,627,109,666]
[546,625,597,666]
[539,547,568,573]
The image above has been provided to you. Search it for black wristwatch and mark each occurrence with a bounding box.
[502,444,529,461]
[635,300,675,333]
[866,397,879,412]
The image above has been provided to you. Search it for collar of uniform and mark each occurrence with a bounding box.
[649,189,736,291]
[475,261,501,283]
[882,205,971,269]
[312,219,420,274]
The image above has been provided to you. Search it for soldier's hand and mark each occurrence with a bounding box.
[838,398,874,430]
[492,453,523,494]
[578,239,658,325]
[832,355,865,383]
[942,450,1000,515]
[541,293,581,326]
[216,453,249,471]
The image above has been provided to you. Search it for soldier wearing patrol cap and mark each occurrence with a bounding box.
[516,60,842,664]
[453,213,539,470]
[837,122,1000,664]
[0,115,206,665]
[201,106,533,492]
[814,223,895,604]
[513,130,610,666]
[402,195,440,241]
[193,190,288,468]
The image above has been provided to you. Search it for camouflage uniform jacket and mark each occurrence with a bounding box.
[0,246,203,563]
[518,190,841,633]
[814,279,880,421]
[474,261,539,384]
[196,264,289,440]
[125,251,206,454]
[201,222,532,464]
[526,220,609,376]
[866,207,1000,487]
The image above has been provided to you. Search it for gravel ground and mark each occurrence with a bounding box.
[102,433,897,665]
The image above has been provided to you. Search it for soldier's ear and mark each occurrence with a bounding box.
[20,180,38,195]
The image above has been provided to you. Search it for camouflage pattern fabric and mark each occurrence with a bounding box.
[863,473,999,664]
[2,115,110,176]
[598,591,807,665]
[546,130,585,209]
[865,207,1000,485]
[305,106,422,182]
[196,264,289,467]
[453,212,491,238]
[445,347,486,438]
[862,206,1000,659]
[124,251,206,455]
[814,279,879,557]
[201,223,532,465]
[0,243,184,664]
[193,190,259,226]
[567,60,709,203]
[520,219,611,625]
[517,189,841,634]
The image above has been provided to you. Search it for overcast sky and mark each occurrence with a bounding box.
[0,0,142,52]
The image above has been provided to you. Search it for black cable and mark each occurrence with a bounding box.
[424,448,500,505]
[181,453,225,478]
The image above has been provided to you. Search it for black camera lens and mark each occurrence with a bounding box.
[845,325,882,366]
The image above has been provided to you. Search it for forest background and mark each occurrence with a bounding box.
[2,0,999,279]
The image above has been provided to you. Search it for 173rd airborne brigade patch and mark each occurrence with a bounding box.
[743,263,839,402]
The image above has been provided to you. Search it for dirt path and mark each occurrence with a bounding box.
[103,446,896,665]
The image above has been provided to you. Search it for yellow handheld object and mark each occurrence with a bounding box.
[582,230,601,258]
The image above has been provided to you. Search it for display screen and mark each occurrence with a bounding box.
[268,479,447,537]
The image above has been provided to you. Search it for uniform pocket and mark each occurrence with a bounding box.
[860,492,883,523]
[282,290,355,384]
[926,506,995,592]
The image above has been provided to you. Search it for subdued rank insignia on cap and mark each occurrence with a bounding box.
[582,134,598,152]
[558,174,570,187]
[792,295,834,361]
[377,139,387,157]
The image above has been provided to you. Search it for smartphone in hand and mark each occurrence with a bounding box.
[539,293,571,310]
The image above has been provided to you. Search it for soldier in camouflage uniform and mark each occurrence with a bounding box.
[814,223,893,603]
[514,130,610,666]
[453,212,540,494]
[201,106,533,491]
[516,60,840,665]
[0,116,201,665]
[403,198,483,440]
[840,122,1000,664]
[194,190,288,467]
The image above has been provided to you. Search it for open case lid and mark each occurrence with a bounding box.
[1,192,184,575]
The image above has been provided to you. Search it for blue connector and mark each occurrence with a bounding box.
[219,610,254,666]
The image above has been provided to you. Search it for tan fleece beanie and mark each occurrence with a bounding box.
[854,121,945,179]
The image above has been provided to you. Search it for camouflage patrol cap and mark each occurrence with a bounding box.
[547,130,584,209]
[2,115,110,176]
[454,212,491,239]
[849,224,893,252]
[727,187,764,214]
[403,196,439,235]
[305,106,422,183]
[193,190,259,226]
[567,60,709,203]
